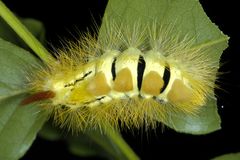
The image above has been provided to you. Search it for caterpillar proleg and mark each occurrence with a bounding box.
[23,20,219,132]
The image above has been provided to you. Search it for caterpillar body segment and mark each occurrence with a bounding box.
[28,21,218,132]
[54,47,205,107]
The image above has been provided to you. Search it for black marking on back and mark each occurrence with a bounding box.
[160,64,170,93]
[96,96,105,101]
[64,71,92,87]
[111,57,117,80]
[137,55,146,90]
[76,71,92,82]
[83,96,105,105]
[64,83,74,88]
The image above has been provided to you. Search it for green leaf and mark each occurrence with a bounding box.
[0,38,47,160]
[0,38,40,99]
[100,0,229,134]
[212,153,240,160]
[166,98,221,134]
[0,95,47,160]
[0,16,46,49]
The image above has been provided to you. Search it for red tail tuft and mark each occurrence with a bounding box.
[20,91,55,105]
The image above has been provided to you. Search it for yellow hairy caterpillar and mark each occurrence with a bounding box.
[22,21,218,132]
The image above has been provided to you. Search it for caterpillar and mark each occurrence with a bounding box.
[22,20,218,132]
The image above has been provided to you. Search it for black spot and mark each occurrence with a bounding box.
[96,96,105,101]
[138,94,144,99]
[111,57,117,80]
[137,55,146,90]
[124,93,130,98]
[160,64,170,93]
[153,96,165,104]
[60,105,70,110]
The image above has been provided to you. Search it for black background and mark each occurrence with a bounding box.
[2,0,240,160]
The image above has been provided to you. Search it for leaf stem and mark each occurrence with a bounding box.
[106,130,139,160]
[88,129,139,160]
[0,1,54,63]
